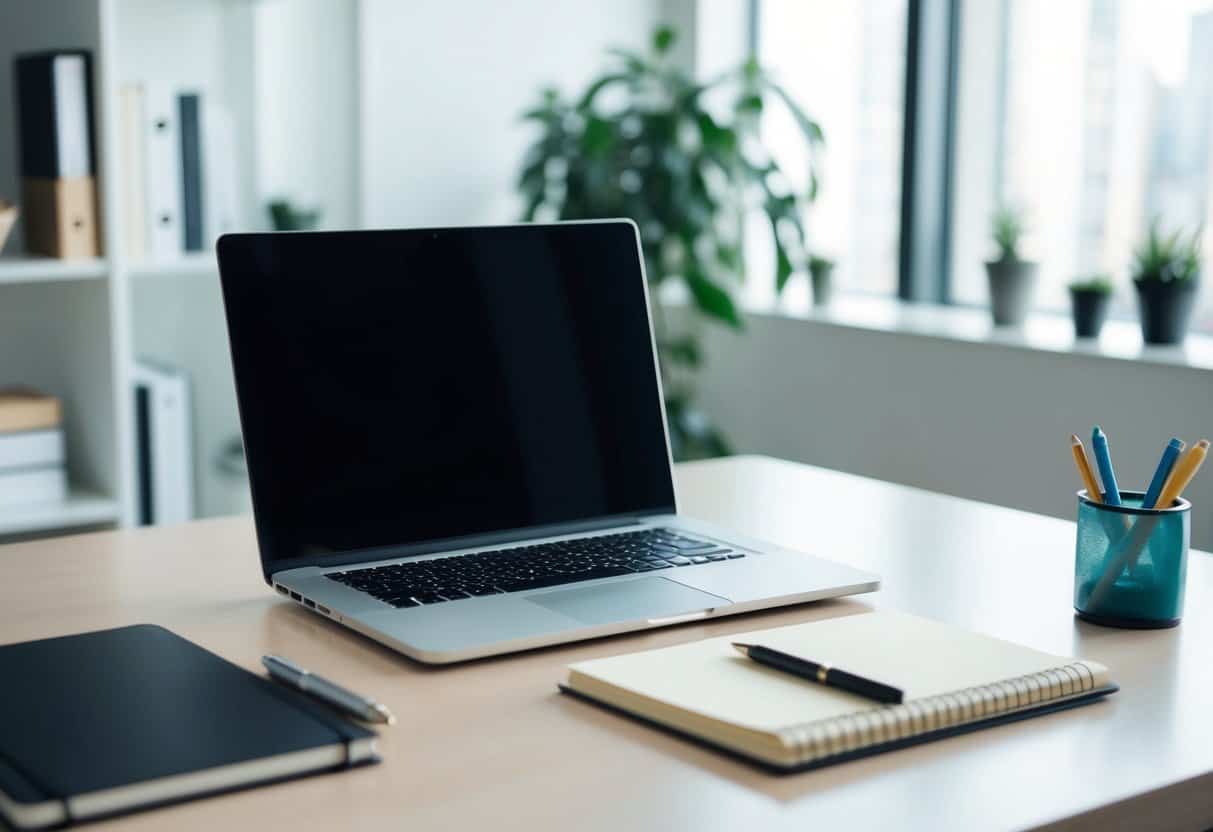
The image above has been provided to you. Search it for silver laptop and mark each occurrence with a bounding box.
[216,220,878,663]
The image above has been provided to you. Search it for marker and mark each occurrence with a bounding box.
[1070,435,1103,503]
[1090,426,1122,506]
[1142,438,1185,509]
[1153,439,1209,509]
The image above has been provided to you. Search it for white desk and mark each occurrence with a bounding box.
[1,455,1210,830]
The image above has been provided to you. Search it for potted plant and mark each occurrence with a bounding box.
[808,255,835,307]
[985,205,1037,326]
[517,26,823,459]
[1068,275,1113,339]
[1131,221,1201,345]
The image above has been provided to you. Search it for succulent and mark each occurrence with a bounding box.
[1068,274,1114,294]
[990,205,1027,262]
[1132,219,1202,284]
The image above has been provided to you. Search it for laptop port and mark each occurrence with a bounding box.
[289,591,302,601]
[303,598,316,609]
[275,585,288,595]
[316,605,331,615]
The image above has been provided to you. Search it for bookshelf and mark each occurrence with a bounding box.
[0,0,356,536]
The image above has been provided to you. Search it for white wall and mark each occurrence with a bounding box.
[690,311,1213,550]
[358,0,666,227]
[254,0,359,228]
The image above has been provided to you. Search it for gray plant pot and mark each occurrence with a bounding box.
[809,264,835,307]
[1134,278,1198,345]
[985,259,1038,326]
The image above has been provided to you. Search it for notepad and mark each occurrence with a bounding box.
[0,625,378,830]
[561,610,1116,771]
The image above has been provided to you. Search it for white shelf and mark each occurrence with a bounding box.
[0,490,122,537]
[0,256,109,285]
[127,252,218,279]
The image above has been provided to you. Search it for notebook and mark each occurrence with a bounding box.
[0,625,378,830]
[561,609,1116,772]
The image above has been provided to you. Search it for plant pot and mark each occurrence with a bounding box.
[1069,288,1110,339]
[985,259,1038,326]
[809,264,834,307]
[1134,279,1198,345]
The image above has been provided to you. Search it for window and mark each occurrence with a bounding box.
[751,0,909,305]
[951,0,1213,332]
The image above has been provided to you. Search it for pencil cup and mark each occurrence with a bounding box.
[1073,490,1190,629]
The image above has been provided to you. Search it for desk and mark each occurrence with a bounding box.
[1,455,1211,831]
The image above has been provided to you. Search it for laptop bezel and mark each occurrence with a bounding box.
[215,219,680,583]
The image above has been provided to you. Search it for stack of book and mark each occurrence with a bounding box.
[14,50,100,259]
[0,390,67,508]
[118,83,241,261]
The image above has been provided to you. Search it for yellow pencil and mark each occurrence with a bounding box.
[1070,434,1103,503]
[1152,439,1209,509]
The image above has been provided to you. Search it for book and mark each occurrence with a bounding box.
[132,360,194,525]
[0,625,377,830]
[142,81,183,260]
[178,92,204,252]
[118,83,148,259]
[0,390,61,434]
[0,468,67,507]
[561,610,1117,772]
[0,429,65,471]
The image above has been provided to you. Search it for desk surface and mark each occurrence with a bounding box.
[2,455,1211,831]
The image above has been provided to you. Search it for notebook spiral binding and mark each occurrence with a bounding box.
[782,661,1101,763]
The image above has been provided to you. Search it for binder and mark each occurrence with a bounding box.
[15,51,100,258]
[132,360,194,525]
[142,81,183,260]
[118,83,148,259]
[14,51,95,178]
[178,92,204,252]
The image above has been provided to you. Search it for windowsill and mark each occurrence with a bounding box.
[741,293,1213,373]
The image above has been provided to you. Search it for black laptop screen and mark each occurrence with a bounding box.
[217,223,676,567]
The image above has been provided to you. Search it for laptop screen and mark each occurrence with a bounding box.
[217,222,676,569]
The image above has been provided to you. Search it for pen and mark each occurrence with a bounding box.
[1142,438,1185,509]
[262,655,395,725]
[1091,426,1122,506]
[732,643,904,704]
[1152,439,1209,509]
[1070,434,1103,504]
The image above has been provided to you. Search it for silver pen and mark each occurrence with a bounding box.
[262,655,395,725]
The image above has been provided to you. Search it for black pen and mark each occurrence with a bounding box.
[732,643,904,704]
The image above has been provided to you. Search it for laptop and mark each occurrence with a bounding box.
[216,220,878,663]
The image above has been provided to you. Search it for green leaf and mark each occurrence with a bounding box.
[736,93,763,114]
[686,269,743,329]
[653,25,676,54]
[766,82,825,146]
[774,237,794,292]
[575,73,630,112]
[580,116,615,157]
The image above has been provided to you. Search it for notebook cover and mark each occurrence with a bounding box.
[0,625,376,823]
[14,51,95,178]
[559,683,1118,774]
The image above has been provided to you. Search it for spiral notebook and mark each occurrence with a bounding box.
[560,610,1117,772]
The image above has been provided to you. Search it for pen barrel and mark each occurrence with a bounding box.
[824,668,904,704]
[299,673,378,720]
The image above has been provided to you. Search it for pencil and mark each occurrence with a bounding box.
[1153,439,1209,509]
[1070,434,1103,503]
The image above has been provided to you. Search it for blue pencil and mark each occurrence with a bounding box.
[1091,426,1122,505]
[1142,438,1185,509]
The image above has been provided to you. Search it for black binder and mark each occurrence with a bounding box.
[14,50,96,178]
[0,625,377,829]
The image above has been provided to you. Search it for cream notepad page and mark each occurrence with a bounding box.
[566,609,1110,766]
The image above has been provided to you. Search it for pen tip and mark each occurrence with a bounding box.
[731,643,750,655]
[374,703,396,725]
[1071,434,1081,445]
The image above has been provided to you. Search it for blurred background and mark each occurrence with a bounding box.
[1,0,1211,546]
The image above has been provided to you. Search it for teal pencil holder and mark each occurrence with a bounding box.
[1073,490,1190,629]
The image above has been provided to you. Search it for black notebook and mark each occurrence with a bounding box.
[0,625,377,829]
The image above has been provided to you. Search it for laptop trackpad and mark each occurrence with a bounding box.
[526,578,729,626]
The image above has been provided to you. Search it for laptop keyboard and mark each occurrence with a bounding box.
[324,528,744,608]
